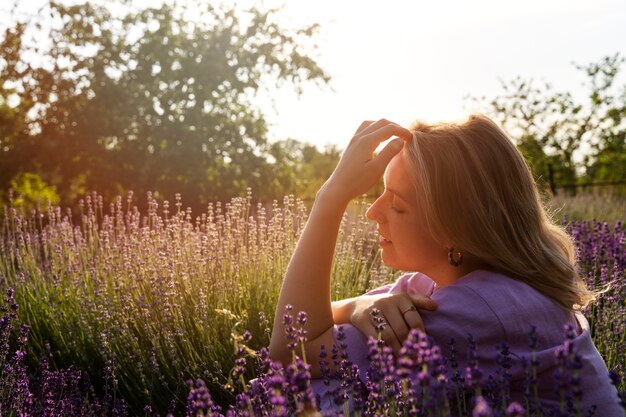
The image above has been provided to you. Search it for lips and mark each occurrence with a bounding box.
[379,234,392,244]
[377,229,391,244]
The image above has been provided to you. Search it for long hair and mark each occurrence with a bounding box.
[403,114,595,311]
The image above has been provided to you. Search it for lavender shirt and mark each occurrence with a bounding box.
[312,269,624,416]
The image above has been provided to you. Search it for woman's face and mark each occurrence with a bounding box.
[366,153,446,273]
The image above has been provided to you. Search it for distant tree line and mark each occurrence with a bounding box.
[0,0,337,213]
[0,0,624,213]
[468,54,626,195]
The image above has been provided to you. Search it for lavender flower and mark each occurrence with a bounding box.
[505,401,525,417]
[186,379,222,417]
[282,305,298,352]
[553,323,585,416]
[1,192,625,415]
[472,395,493,417]
[465,335,483,392]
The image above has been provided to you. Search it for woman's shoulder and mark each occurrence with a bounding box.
[427,269,573,349]
[420,271,508,348]
[436,269,566,310]
[442,268,543,293]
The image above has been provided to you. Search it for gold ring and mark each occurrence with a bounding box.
[401,305,417,315]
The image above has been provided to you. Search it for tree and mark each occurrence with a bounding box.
[6,172,60,211]
[468,54,626,195]
[266,138,340,200]
[0,0,330,211]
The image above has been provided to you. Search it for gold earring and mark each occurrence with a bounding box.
[448,248,463,267]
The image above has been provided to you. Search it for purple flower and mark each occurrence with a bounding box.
[186,379,222,417]
[472,395,493,417]
[465,335,483,391]
[505,401,525,417]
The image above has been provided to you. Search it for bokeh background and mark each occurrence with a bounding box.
[1,0,625,213]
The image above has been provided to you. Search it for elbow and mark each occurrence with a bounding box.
[269,341,322,379]
[268,341,292,368]
[268,326,333,378]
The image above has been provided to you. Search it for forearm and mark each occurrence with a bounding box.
[269,190,348,362]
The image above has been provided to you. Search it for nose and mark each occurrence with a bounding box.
[366,196,384,223]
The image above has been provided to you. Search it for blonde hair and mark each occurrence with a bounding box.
[403,114,595,311]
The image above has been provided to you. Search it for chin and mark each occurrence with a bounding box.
[381,252,417,272]
[381,253,403,270]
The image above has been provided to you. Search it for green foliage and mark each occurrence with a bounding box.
[0,0,330,210]
[267,139,340,198]
[0,172,60,212]
[469,53,626,192]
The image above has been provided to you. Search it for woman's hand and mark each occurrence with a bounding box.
[319,119,414,206]
[336,292,437,356]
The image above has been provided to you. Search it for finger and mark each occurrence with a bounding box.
[356,118,391,136]
[393,293,427,334]
[350,119,390,146]
[407,293,438,311]
[400,305,427,333]
[383,308,411,352]
[355,315,379,342]
[378,321,403,355]
[371,138,403,172]
[361,124,414,149]
[354,118,403,141]
[353,120,375,136]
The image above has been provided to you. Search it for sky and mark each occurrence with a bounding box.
[3,0,626,150]
[245,0,626,149]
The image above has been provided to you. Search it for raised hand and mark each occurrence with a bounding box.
[319,119,414,206]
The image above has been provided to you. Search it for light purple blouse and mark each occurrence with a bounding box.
[311,269,624,416]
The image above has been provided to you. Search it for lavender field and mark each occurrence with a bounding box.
[0,191,624,416]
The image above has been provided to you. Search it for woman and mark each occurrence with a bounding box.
[268,115,623,415]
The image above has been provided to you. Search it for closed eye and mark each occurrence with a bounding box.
[391,194,405,213]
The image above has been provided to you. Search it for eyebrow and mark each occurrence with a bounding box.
[386,188,410,204]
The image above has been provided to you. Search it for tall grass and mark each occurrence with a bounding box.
[546,190,626,224]
[0,191,394,414]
